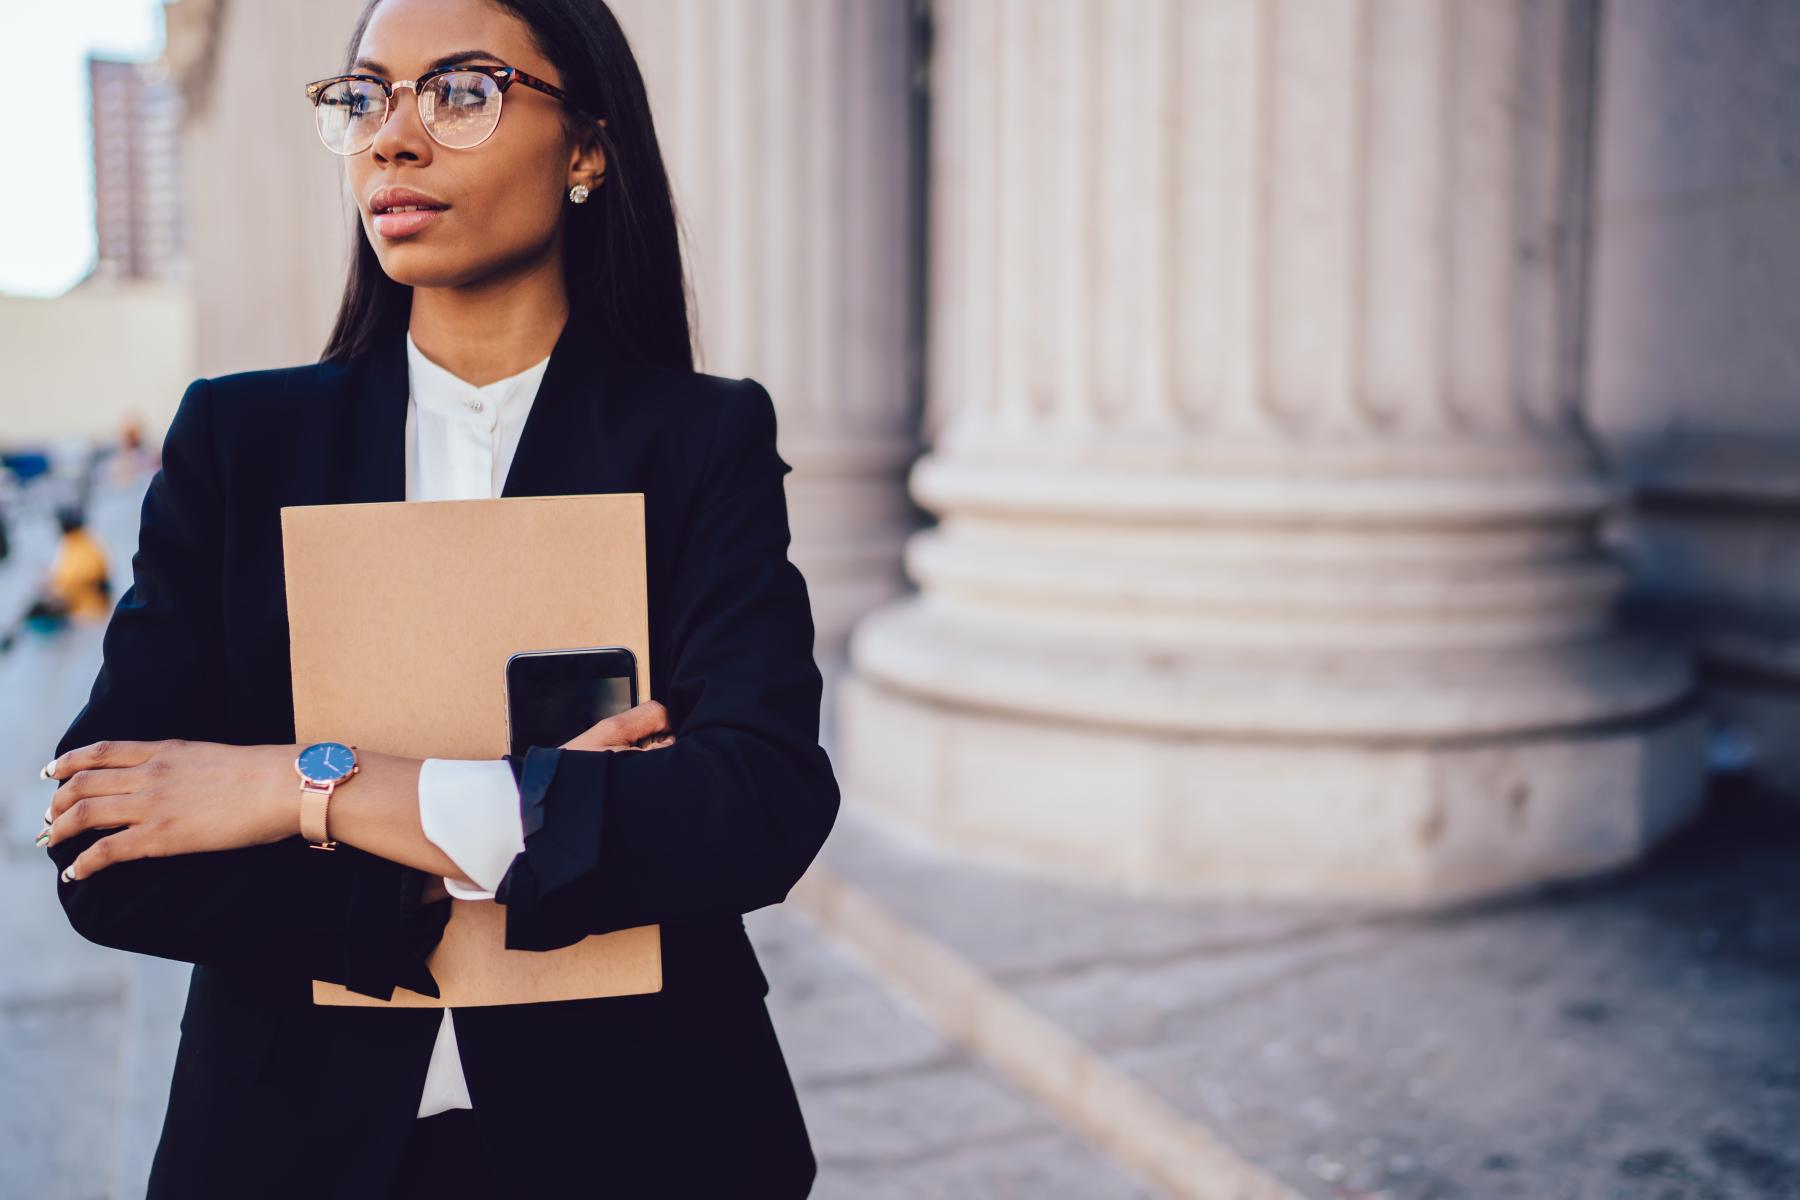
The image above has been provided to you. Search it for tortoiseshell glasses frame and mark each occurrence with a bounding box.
[302,62,601,155]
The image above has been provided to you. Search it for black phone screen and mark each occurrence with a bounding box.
[505,647,638,759]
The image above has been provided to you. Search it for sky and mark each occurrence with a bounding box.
[0,2,168,298]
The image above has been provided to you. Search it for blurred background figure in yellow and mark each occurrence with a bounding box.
[3,504,112,653]
[31,505,112,629]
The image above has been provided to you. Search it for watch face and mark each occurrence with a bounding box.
[297,741,356,784]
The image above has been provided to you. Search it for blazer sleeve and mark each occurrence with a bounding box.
[42,377,450,1002]
[491,378,841,952]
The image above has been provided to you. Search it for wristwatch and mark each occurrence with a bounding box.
[296,741,359,850]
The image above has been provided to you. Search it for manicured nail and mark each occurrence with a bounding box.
[35,828,51,847]
[39,760,58,780]
[60,864,78,883]
[42,805,53,825]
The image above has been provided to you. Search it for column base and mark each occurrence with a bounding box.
[842,599,1709,906]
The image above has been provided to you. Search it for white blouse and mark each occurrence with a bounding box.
[403,328,553,1118]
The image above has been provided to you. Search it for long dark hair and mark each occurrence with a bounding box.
[318,0,695,372]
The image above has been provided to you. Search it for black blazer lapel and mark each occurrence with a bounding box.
[500,320,660,502]
[340,316,662,507]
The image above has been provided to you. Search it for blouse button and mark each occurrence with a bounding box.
[465,398,484,412]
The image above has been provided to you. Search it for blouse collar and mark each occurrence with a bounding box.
[405,329,553,425]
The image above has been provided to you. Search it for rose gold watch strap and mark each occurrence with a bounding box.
[300,781,337,849]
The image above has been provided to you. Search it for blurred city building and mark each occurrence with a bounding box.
[0,287,190,443]
[152,0,1800,906]
[0,48,192,446]
[87,56,187,285]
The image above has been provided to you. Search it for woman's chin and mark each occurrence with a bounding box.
[377,258,471,290]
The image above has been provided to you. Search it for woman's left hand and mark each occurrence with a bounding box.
[37,739,301,881]
[561,700,676,753]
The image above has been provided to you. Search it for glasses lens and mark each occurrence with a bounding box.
[315,79,386,154]
[421,71,500,148]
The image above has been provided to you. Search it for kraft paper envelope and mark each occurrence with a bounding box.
[280,493,662,1008]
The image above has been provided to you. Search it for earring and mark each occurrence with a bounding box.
[568,183,591,205]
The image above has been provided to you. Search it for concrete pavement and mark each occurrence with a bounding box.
[798,785,1800,1200]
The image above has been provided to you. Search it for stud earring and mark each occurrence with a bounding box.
[568,183,591,205]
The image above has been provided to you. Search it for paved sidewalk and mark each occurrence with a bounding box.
[755,906,1150,1198]
[805,787,1800,1200]
[0,477,191,1200]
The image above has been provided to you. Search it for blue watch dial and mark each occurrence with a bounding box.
[297,741,356,784]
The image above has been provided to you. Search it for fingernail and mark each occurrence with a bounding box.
[60,864,78,883]
[39,760,58,780]
[35,828,51,846]
[42,805,53,825]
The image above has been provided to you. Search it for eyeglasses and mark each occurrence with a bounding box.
[302,62,598,155]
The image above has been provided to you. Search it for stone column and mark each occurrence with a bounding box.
[161,0,370,374]
[610,0,924,654]
[1586,0,1800,802]
[841,0,1706,904]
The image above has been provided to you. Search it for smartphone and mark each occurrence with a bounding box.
[504,645,639,759]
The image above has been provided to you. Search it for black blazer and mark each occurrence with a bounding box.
[42,317,840,1198]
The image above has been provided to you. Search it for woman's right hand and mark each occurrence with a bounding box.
[561,699,677,753]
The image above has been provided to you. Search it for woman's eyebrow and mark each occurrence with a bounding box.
[350,48,507,75]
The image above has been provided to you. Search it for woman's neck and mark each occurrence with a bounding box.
[407,285,568,387]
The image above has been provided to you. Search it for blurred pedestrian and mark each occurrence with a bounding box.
[45,505,112,621]
[111,413,154,486]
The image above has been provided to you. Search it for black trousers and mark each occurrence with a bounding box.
[389,1108,507,1197]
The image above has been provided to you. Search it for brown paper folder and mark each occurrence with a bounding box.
[280,493,662,1008]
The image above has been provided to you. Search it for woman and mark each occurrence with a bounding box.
[36,0,838,1195]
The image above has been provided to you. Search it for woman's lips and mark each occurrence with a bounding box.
[373,207,447,238]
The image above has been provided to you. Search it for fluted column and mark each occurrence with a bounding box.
[610,0,923,653]
[1587,0,1800,802]
[841,0,1706,903]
